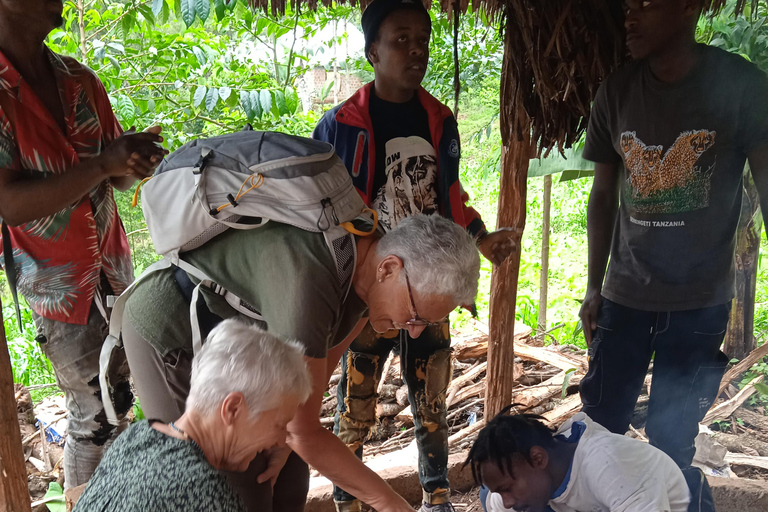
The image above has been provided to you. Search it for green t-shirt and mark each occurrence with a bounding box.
[125,222,367,358]
[73,421,245,512]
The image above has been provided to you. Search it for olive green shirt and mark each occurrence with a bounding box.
[124,222,368,358]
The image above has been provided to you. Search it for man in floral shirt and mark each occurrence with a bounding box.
[0,0,166,487]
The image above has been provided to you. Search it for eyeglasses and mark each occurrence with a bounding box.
[400,268,433,327]
[624,0,653,12]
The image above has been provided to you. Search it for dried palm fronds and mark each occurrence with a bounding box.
[496,0,626,156]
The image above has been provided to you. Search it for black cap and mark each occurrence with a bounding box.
[361,0,431,61]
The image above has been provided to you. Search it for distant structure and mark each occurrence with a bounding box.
[297,66,364,112]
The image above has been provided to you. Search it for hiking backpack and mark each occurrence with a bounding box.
[100,128,374,424]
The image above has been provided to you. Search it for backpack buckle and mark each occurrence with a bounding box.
[193,148,214,175]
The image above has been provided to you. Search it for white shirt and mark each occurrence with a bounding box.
[485,413,690,512]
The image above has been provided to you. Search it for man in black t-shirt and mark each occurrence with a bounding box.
[580,0,768,509]
[313,1,519,512]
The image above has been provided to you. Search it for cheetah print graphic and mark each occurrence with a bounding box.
[620,130,716,214]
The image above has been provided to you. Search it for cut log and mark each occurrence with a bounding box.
[453,325,533,362]
[376,403,406,418]
[379,384,400,401]
[718,342,768,398]
[733,407,768,433]
[377,353,395,395]
[395,407,414,426]
[713,432,768,457]
[396,385,409,407]
[446,362,487,402]
[453,333,587,373]
[448,419,485,446]
[542,394,582,426]
[513,342,587,373]
[724,453,768,470]
[449,381,486,408]
[704,375,764,425]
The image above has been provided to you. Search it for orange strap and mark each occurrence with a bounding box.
[131,177,153,207]
[340,208,379,236]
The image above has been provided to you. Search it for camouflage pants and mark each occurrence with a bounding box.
[333,321,453,505]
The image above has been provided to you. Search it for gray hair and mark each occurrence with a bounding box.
[377,214,480,305]
[186,320,312,419]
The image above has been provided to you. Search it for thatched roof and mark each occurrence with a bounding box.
[250,0,763,154]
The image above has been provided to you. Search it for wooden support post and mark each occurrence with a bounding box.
[537,174,552,334]
[0,298,31,512]
[486,26,532,417]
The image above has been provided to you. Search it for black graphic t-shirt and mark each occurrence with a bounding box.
[369,89,438,230]
[584,44,768,311]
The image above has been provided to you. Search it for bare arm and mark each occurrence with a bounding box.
[287,318,412,512]
[749,146,768,236]
[0,129,165,226]
[579,161,620,345]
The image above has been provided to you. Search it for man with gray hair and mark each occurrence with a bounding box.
[74,319,311,512]
[122,212,480,512]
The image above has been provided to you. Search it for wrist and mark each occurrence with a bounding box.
[475,228,489,247]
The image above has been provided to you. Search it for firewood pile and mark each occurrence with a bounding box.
[320,322,590,458]
[320,324,768,480]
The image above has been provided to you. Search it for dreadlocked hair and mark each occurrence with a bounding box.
[463,404,559,486]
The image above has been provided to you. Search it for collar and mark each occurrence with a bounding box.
[0,46,76,93]
[550,421,586,499]
[336,81,453,128]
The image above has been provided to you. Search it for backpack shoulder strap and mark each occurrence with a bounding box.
[323,226,357,303]
[100,257,174,425]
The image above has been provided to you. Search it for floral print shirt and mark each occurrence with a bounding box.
[0,48,133,324]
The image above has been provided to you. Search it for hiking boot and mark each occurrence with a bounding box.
[334,499,362,512]
[419,502,456,512]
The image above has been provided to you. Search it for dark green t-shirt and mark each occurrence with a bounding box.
[583,44,768,311]
[124,222,368,357]
[73,421,245,512]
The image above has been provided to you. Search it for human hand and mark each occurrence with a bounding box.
[579,287,602,347]
[478,227,521,266]
[256,445,292,488]
[99,126,167,179]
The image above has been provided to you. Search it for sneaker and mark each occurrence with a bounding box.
[334,499,362,512]
[419,502,456,512]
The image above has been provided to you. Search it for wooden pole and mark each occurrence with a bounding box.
[0,298,32,512]
[537,175,552,334]
[486,22,532,416]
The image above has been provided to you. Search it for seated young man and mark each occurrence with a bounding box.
[465,408,692,512]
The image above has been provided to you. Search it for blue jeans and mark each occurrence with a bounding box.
[580,298,728,511]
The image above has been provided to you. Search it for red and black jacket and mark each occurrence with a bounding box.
[312,82,486,237]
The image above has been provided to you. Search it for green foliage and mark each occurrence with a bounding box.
[43,482,66,512]
[2,289,56,391]
[698,1,768,70]
[744,357,768,412]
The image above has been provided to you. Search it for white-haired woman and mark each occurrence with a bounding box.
[121,213,482,512]
[74,320,311,512]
